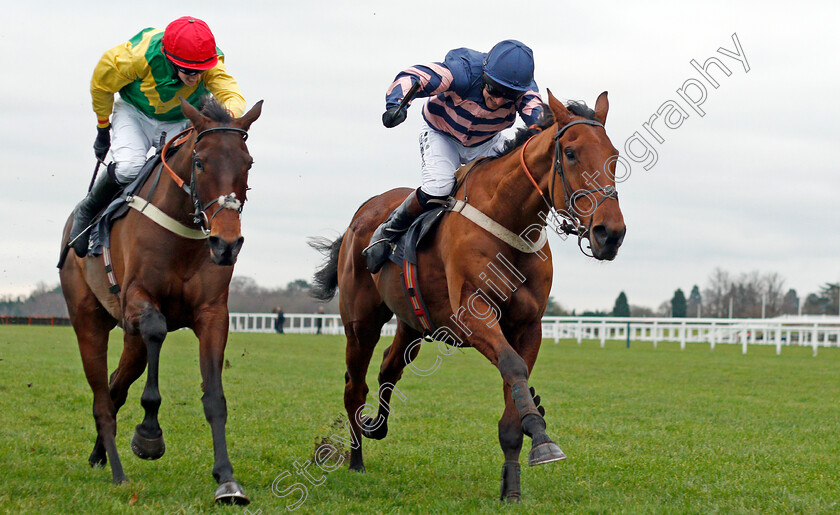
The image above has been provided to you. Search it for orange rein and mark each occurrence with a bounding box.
[160,127,196,189]
[518,127,546,197]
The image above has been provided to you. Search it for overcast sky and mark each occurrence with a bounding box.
[1,1,838,311]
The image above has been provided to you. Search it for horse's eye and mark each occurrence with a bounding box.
[564,148,576,160]
[195,159,204,171]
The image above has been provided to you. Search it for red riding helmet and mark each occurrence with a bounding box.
[162,16,218,71]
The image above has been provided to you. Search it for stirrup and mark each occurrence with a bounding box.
[362,237,392,255]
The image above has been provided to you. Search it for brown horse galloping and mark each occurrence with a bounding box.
[311,90,625,502]
[58,98,262,505]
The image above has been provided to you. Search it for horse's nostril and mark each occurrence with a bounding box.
[615,226,626,247]
[592,224,625,249]
[591,225,608,247]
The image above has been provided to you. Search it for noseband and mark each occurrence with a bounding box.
[519,118,619,256]
[161,126,249,235]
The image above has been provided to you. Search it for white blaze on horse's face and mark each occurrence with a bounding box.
[194,139,252,267]
[179,99,264,266]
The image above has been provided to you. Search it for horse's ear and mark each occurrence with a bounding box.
[180,97,205,128]
[546,89,573,125]
[236,100,264,131]
[594,91,609,125]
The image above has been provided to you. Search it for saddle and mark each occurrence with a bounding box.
[386,157,491,335]
[384,156,548,335]
[88,138,186,256]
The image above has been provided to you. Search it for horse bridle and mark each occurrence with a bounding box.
[520,118,619,256]
[161,126,249,235]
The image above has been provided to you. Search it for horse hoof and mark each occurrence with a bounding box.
[89,451,107,468]
[214,481,250,505]
[131,431,165,460]
[112,474,129,485]
[349,464,366,473]
[361,416,388,440]
[499,460,521,502]
[528,441,566,466]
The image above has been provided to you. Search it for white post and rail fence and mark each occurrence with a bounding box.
[229,314,840,356]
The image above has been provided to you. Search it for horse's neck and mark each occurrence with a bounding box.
[467,132,555,235]
[151,146,196,223]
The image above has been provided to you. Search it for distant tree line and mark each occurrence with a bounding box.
[226,277,338,314]
[0,283,67,317]
[607,268,839,318]
[5,269,838,319]
[1,277,339,317]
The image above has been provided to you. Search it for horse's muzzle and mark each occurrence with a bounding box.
[590,223,625,261]
[209,235,245,266]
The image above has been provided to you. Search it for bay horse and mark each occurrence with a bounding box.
[58,97,263,505]
[310,90,625,502]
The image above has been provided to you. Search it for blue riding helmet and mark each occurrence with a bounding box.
[483,40,535,92]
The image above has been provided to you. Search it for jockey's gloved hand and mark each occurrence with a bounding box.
[382,106,407,128]
[93,125,111,161]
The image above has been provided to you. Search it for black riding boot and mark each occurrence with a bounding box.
[363,190,426,273]
[68,164,122,257]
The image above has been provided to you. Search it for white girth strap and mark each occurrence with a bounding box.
[126,195,210,240]
[449,199,547,253]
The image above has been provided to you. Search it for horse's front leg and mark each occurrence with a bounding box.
[123,293,168,461]
[452,285,565,498]
[498,320,552,502]
[194,307,249,505]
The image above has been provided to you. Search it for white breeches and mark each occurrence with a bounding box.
[418,122,506,197]
[110,99,190,184]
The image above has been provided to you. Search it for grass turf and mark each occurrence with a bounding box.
[0,325,838,513]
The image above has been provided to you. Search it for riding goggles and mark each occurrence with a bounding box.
[169,60,203,76]
[483,74,525,102]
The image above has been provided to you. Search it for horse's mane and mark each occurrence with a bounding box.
[199,96,233,123]
[495,100,597,158]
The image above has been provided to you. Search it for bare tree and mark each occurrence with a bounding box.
[702,268,733,318]
[702,269,785,318]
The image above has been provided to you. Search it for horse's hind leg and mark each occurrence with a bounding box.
[361,320,422,440]
[90,333,148,465]
[343,305,392,472]
[123,296,168,461]
[60,265,124,482]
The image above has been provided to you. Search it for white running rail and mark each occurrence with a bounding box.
[229,313,840,356]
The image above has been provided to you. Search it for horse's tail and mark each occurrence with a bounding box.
[309,233,344,302]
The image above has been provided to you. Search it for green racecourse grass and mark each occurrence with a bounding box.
[0,326,838,514]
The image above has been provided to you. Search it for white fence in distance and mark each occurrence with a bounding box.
[229,314,840,356]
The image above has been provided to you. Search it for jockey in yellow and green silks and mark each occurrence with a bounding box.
[69,16,246,258]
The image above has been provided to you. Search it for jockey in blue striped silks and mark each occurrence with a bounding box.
[364,40,544,273]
